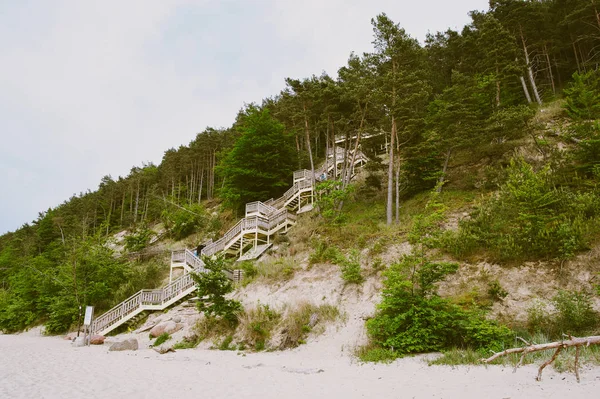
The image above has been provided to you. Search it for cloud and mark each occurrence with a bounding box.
[0,0,488,233]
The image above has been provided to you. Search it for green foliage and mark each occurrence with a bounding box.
[218,335,236,350]
[218,106,297,211]
[526,291,599,338]
[172,337,199,350]
[364,194,512,360]
[315,180,354,222]
[278,303,340,349]
[570,121,600,176]
[162,203,208,241]
[340,250,363,284]
[564,70,600,120]
[552,290,598,335]
[123,224,153,252]
[238,261,257,283]
[239,304,281,350]
[487,280,508,302]
[192,256,242,325]
[153,332,171,347]
[356,345,398,363]
[366,254,511,357]
[309,241,344,265]
[444,158,599,262]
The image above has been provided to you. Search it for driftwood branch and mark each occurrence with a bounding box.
[482,335,600,382]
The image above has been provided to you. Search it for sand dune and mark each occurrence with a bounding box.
[1,333,599,399]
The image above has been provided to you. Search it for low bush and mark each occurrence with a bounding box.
[253,258,299,283]
[238,304,281,350]
[553,290,598,335]
[309,241,344,265]
[153,332,171,347]
[124,225,154,252]
[278,302,340,349]
[526,291,599,338]
[339,250,363,284]
[192,256,242,325]
[443,158,599,262]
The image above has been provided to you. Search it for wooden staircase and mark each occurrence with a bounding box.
[92,147,367,336]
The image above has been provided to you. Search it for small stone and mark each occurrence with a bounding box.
[308,313,319,328]
[71,337,86,347]
[172,316,182,323]
[90,335,105,345]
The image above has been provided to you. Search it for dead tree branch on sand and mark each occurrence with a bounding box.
[482,335,600,382]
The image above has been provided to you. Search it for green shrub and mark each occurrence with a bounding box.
[487,280,508,302]
[192,256,242,325]
[153,332,171,347]
[238,304,281,350]
[124,225,154,252]
[194,315,236,342]
[309,241,344,265]
[355,345,398,363]
[162,203,208,241]
[526,300,553,335]
[218,335,236,350]
[278,303,340,349]
[552,290,598,335]
[238,261,257,283]
[444,158,596,262]
[340,250,363,284]
[172,336,199,350]
[564,70,600,120]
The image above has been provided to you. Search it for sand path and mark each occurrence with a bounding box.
[1,334,599,399]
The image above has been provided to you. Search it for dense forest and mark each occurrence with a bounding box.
[1,0,600,334]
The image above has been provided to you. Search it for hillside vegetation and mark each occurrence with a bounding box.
[1,1,600,364]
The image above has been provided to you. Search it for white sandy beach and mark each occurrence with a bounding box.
[1,332,599,399]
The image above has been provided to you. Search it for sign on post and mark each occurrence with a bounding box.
[83,306,94,326]
[83,306,94,346]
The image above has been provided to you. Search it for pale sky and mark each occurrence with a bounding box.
[0,0,489,234]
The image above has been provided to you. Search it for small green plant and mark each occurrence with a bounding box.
[172,337,199,350]
[487,280,508,302]
[526,300,553,335]
[355,345,398,363]
[278,303,340,349]
[238,304,281,351]
[340,250,363,284]
[309,241,344,265]
[153,332,171,347]
[218,335,236,350]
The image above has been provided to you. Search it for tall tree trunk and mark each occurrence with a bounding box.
[133,180,140,224]
[544,44,556,95]
[495,65,501,107]
[437,148,452,193]
[520,76,533,103]
[520,26,542,105]
[325,115,330,179]
[198,167,204,203]
[572,39,582,73]
[386,118,396,225]
[395,162,400,224]
[331,118,337,178]
[303,103,315,180]
[120,193,125,226]
[106,197,113,236]
[345,103,368,189]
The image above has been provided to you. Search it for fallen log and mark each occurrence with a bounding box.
[482,335,600,382]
